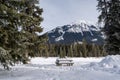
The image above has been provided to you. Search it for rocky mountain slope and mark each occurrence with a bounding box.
[47,21,104,45]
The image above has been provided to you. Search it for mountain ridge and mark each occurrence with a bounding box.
[47,21,104,45]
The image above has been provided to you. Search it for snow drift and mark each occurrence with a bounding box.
[99,55,120,68]
[83,55,120,74]
[87,55,120,68]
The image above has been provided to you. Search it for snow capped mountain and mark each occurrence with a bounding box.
[47,21,104,45]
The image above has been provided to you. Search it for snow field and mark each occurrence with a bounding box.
[0,55,120,80]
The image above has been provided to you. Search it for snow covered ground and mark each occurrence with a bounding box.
[0,55,120,80]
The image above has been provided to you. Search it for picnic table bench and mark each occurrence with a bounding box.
[56,58,74,66]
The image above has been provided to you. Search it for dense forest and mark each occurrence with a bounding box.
[32,40,107,58]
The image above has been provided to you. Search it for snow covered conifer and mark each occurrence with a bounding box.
[97,0,120,55]
[0,0,45,69]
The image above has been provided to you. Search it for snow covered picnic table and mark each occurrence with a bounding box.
[56,58,74,66]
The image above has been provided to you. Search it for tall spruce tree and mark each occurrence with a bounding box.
[0,0,44,69]
[97,0,120,55]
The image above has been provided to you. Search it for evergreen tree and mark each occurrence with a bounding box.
[63,45,66,57]
[0,0,44,69]
[91,44,97,57]
[78,44,83,57]
[97,0,120,55]
[81,39,88,57]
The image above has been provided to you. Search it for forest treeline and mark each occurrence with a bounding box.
[31,40,107,58]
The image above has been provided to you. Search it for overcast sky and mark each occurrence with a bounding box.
[40,0,99,33]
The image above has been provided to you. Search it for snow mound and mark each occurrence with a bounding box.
[99,55,120,68]
[87,55,120,68]
[82,55,120,74]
